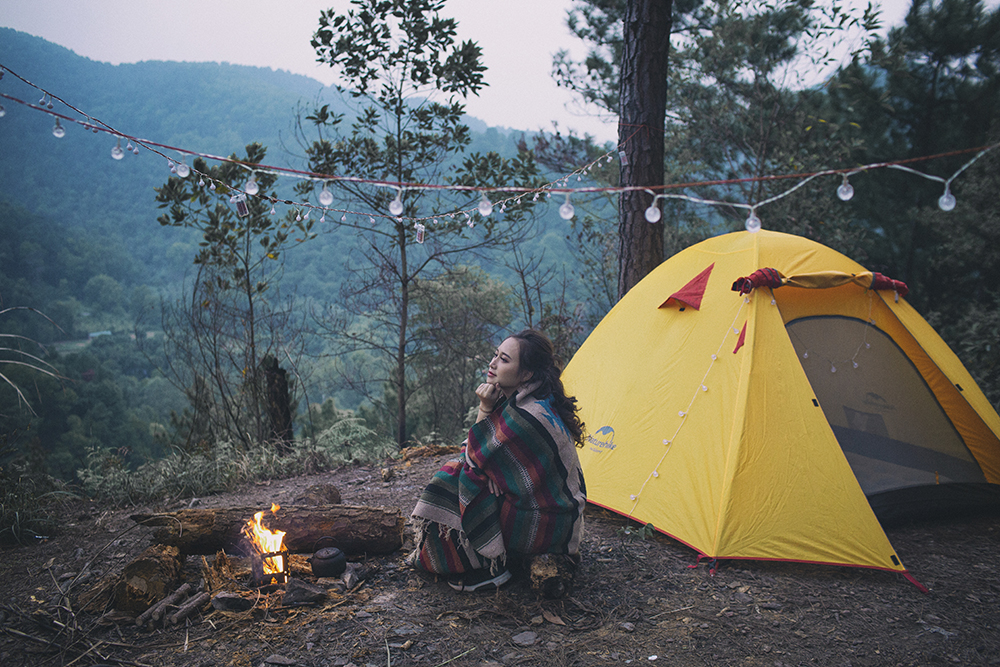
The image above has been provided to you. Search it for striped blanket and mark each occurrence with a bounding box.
[411,381,587,574]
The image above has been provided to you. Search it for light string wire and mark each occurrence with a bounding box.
[625,295,750,518]
[2,62,998,228]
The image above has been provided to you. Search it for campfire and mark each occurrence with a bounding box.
[242,503,288,588]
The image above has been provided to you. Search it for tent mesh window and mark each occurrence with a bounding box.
[786,315,987,499]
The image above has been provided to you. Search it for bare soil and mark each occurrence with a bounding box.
[2,452,999,667]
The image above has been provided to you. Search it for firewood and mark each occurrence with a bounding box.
[169,591,210,625]
[130,505,404,556]
[528,554,579,599]
[136,582,191,627]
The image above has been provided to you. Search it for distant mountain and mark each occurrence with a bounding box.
[0,28,534,298]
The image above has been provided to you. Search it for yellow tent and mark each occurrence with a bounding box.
[563,230,1000,582]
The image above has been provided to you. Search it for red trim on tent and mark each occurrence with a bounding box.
[660,263,715,310]
[733,320,747,353]
[584,499,929,592]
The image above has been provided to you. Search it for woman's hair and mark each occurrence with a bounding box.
[509,329,585,447]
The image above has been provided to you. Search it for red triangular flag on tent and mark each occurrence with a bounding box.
[733,320,747,354]
[660,263,715,310]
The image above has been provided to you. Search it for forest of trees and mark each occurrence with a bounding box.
[1,1,998,522]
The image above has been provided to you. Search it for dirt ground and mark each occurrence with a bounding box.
[2,452,999,667]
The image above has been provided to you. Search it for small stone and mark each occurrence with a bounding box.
[263,655,297,665]
[620,622,635,632]
[282,578,327,606]
[512,631,538,646]
[393,623,423,636]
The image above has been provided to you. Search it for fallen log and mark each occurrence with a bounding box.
[130,505,404,556]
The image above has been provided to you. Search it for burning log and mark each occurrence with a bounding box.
[130,504,404,556]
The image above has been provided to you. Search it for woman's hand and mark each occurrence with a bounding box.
[475,382,503,414]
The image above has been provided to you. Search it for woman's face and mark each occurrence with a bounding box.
[487,337,531,396]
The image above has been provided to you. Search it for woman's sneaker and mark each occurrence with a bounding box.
[448,567,512,592]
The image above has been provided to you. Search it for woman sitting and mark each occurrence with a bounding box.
[410,329,587,592]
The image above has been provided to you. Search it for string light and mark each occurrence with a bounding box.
[559,193,575,220]
[477,193,493,217]
[938,188,956,211]
[837,175,855,201]
[111,138,124,160]
[244,173,259,195]
[52,118,65,137]
[644,192,662,222]
[175,161,190,178]
[389,189,404,216]
[319,184,334,206]
[1,61,996,232]
[745,210,761,233]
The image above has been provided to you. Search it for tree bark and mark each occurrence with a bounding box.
[111,544,184,614]
[131,505,404,556]
[617,0,672,300]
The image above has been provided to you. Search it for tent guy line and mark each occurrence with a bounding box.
[2,61,998,231]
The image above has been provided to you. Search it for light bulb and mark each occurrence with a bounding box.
[244,174,258,195]
[745,212,761,232]
[478,194,493,217]
[837,177,854,201]
[644,203,661,223]
[318,185,334,206]
[341,214,347,222]
[938,189,956,211]
[559,194,575,220]
[0,105,6,118]
[176,162,190,178]
[52,119,65,138]
[111,139,125,160]
[389,191,404,216]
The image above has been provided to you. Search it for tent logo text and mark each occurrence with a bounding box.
[587,426,616,453]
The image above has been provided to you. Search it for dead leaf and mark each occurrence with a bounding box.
[543,610,566,626]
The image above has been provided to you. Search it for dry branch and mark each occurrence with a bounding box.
[169,591,210,625]
[136,582,191,627]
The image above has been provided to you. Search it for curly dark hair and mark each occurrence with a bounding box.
[509,329,585,447]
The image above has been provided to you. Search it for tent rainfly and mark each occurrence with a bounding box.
[563,230,1000,588]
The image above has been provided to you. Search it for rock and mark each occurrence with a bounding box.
[393,623,423,636]
[380,467,394,482]
[620,622,635,632]
[282,578,327,606]
[293,484,342,506]
[263,655,298,665]
[212,591,253,612]
[512,631,538,646]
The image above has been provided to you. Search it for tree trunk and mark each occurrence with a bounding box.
[262,354,293,454]
[617,0,672,300]
[130,505,404,556]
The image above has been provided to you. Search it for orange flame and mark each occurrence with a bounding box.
[243,503,286,575]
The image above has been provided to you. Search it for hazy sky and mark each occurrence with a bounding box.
[0,1,939,144]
